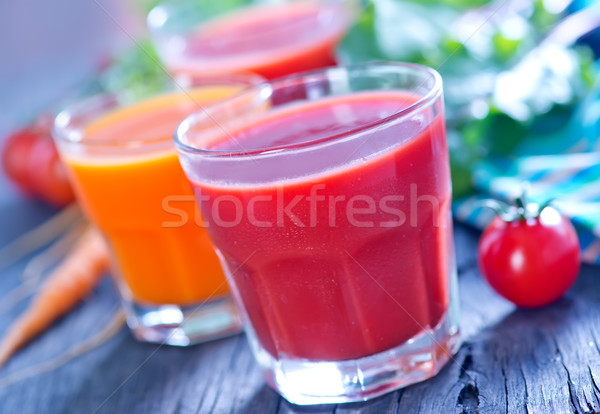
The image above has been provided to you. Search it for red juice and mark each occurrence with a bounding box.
[165,1,352,79]
[192,92,452,361]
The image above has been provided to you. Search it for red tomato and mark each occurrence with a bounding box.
[1,115,75,208]
[1,128,39,194]
[478,205,580,308]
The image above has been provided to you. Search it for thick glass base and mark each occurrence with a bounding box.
[122,295,242,346]
[247,311,460,405]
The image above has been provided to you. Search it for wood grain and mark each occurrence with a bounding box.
[0,203,599,413]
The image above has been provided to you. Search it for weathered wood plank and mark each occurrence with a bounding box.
[334,392,401,413]
[1,219,600,414]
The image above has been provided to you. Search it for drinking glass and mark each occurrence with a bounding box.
[147,0,357,80]
[53,74,262,345]
[175,62,460,403]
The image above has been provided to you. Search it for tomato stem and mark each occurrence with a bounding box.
[538,198,555,214]
[473,199,513,221]
[514,191,528,220]
[477,184,555,223]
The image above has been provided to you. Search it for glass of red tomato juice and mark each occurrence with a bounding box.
[174,62,461,404]
[147,0,356,80]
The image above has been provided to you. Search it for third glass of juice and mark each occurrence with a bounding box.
[175,63,461,403]
[147,0,356,80]
[53,75,261,346]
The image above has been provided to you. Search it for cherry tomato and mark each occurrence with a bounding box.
[478,202,580,308]
[1,115,75,208]
[1,127,39,194]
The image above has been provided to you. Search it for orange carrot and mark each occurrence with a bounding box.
[0,226,109,367]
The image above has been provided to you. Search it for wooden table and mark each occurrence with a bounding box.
[1,184,600,414]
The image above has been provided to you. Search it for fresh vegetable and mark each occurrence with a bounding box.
[97,39,170,103]
[0,310,125,387]
[478,195,581,308]
[1,115,75,208]
[0,227,109,367]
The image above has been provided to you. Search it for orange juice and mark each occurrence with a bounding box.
[54,79,259,344]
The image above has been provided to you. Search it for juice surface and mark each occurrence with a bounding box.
[172,1,350,79]
[193,92,452,360]
[62,87,241,305]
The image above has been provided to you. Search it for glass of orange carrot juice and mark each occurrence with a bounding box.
[52,74,262,345]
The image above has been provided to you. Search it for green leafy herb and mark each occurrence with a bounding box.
[98,39,170,102]
[338,0,596,195]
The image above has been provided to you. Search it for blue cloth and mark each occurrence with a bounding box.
[454,152,600,265]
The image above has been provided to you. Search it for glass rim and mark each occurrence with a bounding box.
[147,0,354,36]
[53,73,263,148]
[174,61,443,158]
